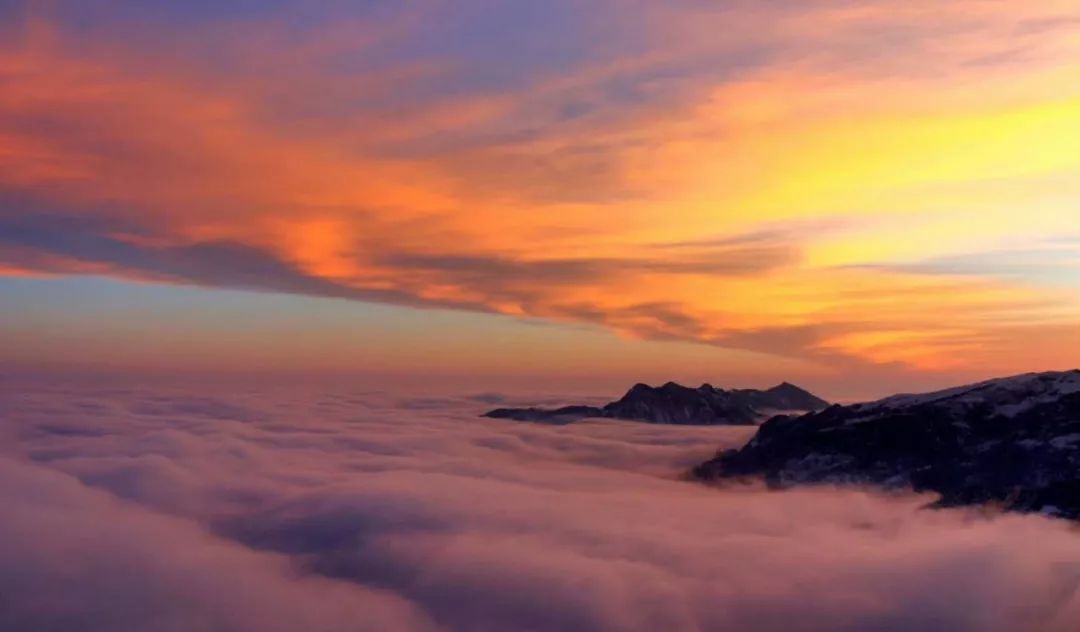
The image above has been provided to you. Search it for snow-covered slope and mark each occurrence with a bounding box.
[693,370,1080,519]
[870,370,1080,416]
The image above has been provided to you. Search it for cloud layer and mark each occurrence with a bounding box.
[3,376,1080,631]
[1,1,1079,375]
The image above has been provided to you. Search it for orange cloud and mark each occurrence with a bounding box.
[1,2,1078,377]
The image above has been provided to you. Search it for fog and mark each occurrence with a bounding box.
[2,377,1078,631]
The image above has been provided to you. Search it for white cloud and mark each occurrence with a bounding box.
[2,378,1078,631]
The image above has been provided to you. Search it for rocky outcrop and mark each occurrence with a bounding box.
[483,405,603,424]
[692,370,1080,519]
[484,381,828,426]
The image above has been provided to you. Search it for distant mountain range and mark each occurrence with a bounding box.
[692,370,1080,520]
[484,381,829,425]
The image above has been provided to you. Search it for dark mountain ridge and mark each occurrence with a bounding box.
[692,370,1080,519]
[484,381,828,426]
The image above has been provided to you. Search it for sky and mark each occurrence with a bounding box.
[2,1,1079,399]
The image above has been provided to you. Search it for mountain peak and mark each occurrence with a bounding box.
[758,382,829,411]
[486,380,828,426]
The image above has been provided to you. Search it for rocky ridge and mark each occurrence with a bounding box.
[485,381,828,426]
[692,370,1080,519]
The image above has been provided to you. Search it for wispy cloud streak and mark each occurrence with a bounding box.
[1,1,1078,373]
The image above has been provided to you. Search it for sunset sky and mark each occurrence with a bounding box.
[2,1,1079,399]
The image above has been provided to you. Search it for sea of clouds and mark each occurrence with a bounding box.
[2,375,1079,632]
